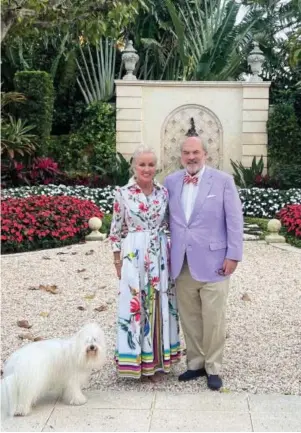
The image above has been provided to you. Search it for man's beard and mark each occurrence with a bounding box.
[186,162,201,175]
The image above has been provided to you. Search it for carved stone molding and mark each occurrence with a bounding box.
[161,104,223,171]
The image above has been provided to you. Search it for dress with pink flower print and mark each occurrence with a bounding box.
[109,178,181,378]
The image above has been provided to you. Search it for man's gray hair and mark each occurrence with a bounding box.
[131,145,158,170]
[180,136,208,154]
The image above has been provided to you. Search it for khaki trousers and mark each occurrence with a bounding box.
[176,258,230,375]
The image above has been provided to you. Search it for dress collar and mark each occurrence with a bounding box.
[127,176,162,191]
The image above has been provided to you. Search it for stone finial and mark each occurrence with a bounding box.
[85,217,107,241]
[122,40,139,81]
[247,41,265,82]
[186,117,199,137]
[265,218,286,244]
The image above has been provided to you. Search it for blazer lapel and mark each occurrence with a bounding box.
[174,170,186,222]
[188,166,213,224]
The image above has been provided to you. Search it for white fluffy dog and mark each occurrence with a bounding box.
[1,323,106,417]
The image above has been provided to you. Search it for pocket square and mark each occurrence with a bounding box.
[207,194,216,198]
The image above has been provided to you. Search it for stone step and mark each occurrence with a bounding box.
[244,223,260,229]
[243,233,261,241]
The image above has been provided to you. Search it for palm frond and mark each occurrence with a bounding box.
[76,38,116,105]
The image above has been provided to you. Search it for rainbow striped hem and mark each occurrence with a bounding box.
[115,343,181,378]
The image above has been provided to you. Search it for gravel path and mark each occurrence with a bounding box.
[1,241,300,395]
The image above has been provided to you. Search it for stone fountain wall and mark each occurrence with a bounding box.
[115,80,270,175]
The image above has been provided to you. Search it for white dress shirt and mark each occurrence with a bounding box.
[181,166,206,222]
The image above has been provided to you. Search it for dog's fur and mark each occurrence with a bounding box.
[1,323,106,417]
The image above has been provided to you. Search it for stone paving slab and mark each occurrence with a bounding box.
[251,412,301,433]
[2,391,301,432]
[268,243,301,253]
[1,396,57,433]
[149,409,252,432]
[154,391,248,411]
[248,394,301,413]
[43,407,152,432]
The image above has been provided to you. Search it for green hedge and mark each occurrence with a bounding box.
[267,103,301,189]
[48,101,116,173]
[267,103,301,165]
[14,71,54,146]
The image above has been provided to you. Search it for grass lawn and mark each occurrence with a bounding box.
[244,216,300,248]
[244,217,269,240]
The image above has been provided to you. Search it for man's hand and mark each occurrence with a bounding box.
[222,258,238,276]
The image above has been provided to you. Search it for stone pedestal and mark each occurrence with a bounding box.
[85,217,107,242]
[265,219,286,244]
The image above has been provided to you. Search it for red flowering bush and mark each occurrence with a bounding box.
[30,157,62,185]
[277,204,301,247]
[1,157,62,188]
[254,174,279,189]
[1,157,111,189]
[1,195,103,253]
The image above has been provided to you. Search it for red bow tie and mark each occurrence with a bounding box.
[184,175,198,185]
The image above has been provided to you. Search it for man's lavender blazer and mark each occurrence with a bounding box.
[164,167,244,283]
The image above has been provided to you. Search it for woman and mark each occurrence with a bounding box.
[109,145,181,382]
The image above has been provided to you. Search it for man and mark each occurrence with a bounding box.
[164,135,243,390]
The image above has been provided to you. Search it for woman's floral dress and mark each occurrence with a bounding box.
[109,178,181,378]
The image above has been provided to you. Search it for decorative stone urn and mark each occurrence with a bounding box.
[122,40,139,81]
[85,217,107,241]
[247,41,265,82]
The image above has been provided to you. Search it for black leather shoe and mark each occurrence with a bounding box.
[178,368,207,382]
[207,374,223,390]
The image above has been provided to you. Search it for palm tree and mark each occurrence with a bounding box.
[241,0,301,80]
[124,0,185,80]
[165,0,260,80]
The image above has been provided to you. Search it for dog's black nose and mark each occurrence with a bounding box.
[90,345,95,351]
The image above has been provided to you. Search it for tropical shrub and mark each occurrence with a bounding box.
[14,71,55,146]
[1,159,27,188]
[29,157,62,185]
[1,116,38,160]
[253,174,279,189]
[108,152,131,187]
[1,195,103,254]
[231,156,265,188]
[1,157,62,188]
[0,156,127,189]
[1,91,26,111]
[58,172,110,188]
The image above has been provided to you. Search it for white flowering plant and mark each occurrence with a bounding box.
[1,184,116,214]
[2,184,301,220]
[239,188,301,218]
